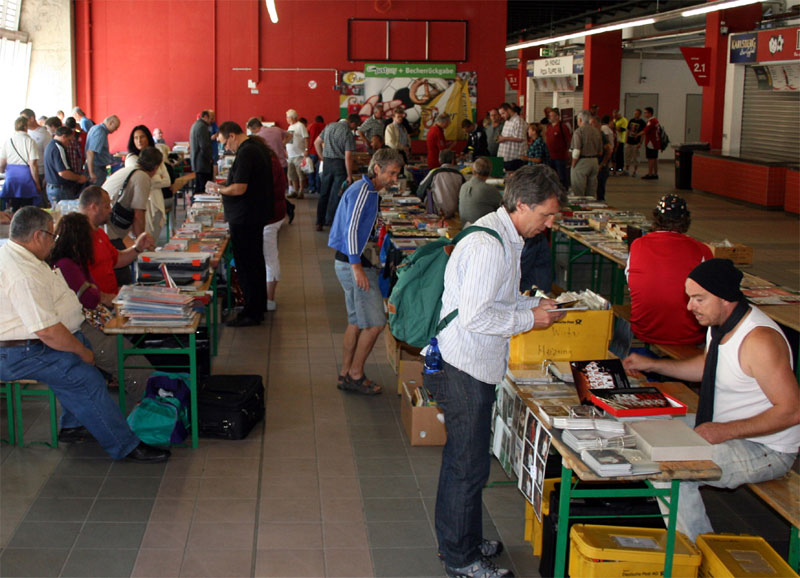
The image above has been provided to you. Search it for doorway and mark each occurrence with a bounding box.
[685,94,702,143]
[624,93,658,119]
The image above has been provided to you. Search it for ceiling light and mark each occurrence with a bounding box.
[505,18,655,52]
[681,0,761,17]
[266,0,278,23]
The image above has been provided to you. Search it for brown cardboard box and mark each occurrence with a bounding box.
[384,330,421,374]
[705,242,754,266]
[397,358,424,395]
[400,380,447,446]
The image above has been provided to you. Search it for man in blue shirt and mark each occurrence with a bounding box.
[85,115,120,186]
[44,127,88,206]
[328,148,403,395]
[72,106,94,132]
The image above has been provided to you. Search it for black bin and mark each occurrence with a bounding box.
[139,326,211,377]
[674,142,710,190]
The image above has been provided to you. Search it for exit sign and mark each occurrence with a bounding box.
[540,47,554,57]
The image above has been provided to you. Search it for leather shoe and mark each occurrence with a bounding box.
[58,426,91,443]
[226,315,261,327]
[315,224,323,232]
[126,442,170,463]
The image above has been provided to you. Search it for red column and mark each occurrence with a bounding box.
[517,50,527,111]
[583,30,622,117]
[701,4,761,149]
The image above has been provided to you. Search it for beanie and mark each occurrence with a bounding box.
[687,258,744,302]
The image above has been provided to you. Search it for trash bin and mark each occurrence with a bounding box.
[674,142,710,190]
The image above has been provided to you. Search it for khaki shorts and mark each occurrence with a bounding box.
[624,143,640,167]
[287,156,305,182]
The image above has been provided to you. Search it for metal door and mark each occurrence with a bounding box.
[685,94,702,143]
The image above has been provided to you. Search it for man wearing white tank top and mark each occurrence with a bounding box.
[624,258,800,541]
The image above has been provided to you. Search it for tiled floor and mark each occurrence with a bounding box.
[0,163,797,577]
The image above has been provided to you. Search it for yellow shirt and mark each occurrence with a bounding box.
[0,240,85,340]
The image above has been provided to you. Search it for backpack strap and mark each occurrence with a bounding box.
[435,226,504,334]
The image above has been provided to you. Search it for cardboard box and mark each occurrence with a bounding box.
[384,330,421,374]
[397,358,423,395]
[705,242,754,266]
[509,309,613,365]
[400,380,446,446]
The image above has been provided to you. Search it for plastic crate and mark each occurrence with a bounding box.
[696,533,798,578]
[569,524,701,578]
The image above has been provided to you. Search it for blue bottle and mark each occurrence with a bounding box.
[424,337,443,374]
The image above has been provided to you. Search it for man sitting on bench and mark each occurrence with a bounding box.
[624,258,800,541]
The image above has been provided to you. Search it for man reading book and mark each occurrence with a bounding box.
[623,258,800,541]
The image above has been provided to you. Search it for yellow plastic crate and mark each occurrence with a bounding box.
[569,524,701,578]
[697,533,798,578]
[524,477,561,556]
[509,309,613,364]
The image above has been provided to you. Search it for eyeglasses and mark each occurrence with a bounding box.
[39,229,59,242]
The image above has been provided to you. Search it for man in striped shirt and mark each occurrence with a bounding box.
[497,102,527,172]
[425,164,566,578]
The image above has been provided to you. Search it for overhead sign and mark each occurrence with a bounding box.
[730,32,757,63]
[532,56,574,78]
[680,47,712,86]
[505,69,520,91]
[540,47,554,57]
[756,26,800,62]
[364,63,457,78]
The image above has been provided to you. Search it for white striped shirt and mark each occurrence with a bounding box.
[437,207,540,384]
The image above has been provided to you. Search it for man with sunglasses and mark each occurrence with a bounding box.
[0,207,169,463]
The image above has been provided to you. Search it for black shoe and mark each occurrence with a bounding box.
[315,224,323,232]
[226,315,261,327]
[286,201,295,224]
[125,442,170,463]
[58,426,91,443]
[445,557,514,578]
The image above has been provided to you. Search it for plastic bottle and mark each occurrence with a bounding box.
[423,337,443,374]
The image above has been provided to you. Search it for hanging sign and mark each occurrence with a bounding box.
[505,69,520,91]
[680,47,711,86]
[730,32,757,63]
[364,63,457,78]
[532,56,574,78]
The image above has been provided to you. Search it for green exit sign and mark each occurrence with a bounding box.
[540,47,554,57]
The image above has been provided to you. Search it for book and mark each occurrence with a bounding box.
[580,448,634,476]
[628,419,713,462]
[562,429,636,453]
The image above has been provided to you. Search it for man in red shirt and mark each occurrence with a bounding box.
[642,106,661,180]
[78,186,154,301]
[426,113,452,170]
[305,115,325,194]
[626,194,713,346]
[545,108,571,188]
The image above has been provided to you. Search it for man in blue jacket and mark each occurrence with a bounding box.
[328,148,404,395]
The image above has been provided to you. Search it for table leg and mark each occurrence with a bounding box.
[211,273,218,356]
[663,479,680,578]
[116,334,127,415]
[789,525,799,572]
[189,331,198,449]
[554,464,573,577]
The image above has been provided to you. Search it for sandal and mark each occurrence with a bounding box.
[341,374,382,395]
[336,375,346,390]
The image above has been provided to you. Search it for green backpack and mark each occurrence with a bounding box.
[127,396,189,447]
[387,226,503,348]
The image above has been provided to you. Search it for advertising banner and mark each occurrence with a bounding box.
[364,63,457,78]
[730,32,758,63]
[756,27,800,62]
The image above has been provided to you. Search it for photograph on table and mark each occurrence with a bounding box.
[518,464,534,504]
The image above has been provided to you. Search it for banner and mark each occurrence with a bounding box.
[531,56,574,78]
[680,47,711,86]
[505,69,520,91]
[364,63,457,78]
[730,32,757,63]
[756,27,800,62]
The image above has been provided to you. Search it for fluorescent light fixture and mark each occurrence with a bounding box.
[266,0,278,23]
[682,0,761,17]
[506,18,654,52]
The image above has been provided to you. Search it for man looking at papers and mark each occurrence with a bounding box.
[624,258,800,541]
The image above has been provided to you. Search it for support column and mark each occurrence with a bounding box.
[583,30,622,117]
[518,50,527,113]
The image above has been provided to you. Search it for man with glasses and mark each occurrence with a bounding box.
[0,207,169,463]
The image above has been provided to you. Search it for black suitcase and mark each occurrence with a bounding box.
[197,374,265,440]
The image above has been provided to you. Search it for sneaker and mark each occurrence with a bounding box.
[445,557,514,578]
[641,174,655,180]
[440,540,503,561]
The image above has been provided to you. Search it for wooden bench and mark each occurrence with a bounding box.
[651,342,704,361]
[748,469,800,572]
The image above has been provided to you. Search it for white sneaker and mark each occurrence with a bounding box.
[266,300,277,311]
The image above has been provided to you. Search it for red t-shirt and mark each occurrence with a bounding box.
[426,124,446,169]
[627,231,713,345]
[545,122,571,160]
[307,121,325,156]
[644,117,661,149]
[89,227,120,295]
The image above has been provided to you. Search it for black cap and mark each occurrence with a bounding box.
[687,258,744,302]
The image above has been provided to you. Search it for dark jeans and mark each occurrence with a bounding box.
[194,171,213,196]
[615,145,625,171]
[597,165,610,201]
[307,154,320,192]
[423,360,496,568]
[503,158,526,172]
[229,222,267,320]
[549,158,570,188]
[317,158,347,227]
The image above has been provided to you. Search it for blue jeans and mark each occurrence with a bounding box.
[549,158,570,188]
[46,183,77,207]
[0,332,140,459]
[423,360,496,567]
[307,154,320,192]
[317,158,347,227]
[653,438,796,541]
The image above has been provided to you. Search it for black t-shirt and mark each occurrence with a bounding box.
[627,118,647,145]
[224,138,273,226]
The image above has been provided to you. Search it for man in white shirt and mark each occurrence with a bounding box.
[285,109,309,198]
[20,108,51,184]
[0,207,169,462]
[425,165,566,578]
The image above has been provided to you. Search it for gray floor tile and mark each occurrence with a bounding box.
[359,476,421,499]
[38,475,105,498]
[87,498,155,522]
[74,521,147,549]
[24,498,93,522]
[357,457,413,477]
[7,522,82,549]
[52,458,111,477]
[108,460,168,477]
[349,422,404,440]
[367,521,436,549]
[364,498,428,522]
[371,547,446,577]
[0,548,69,577]
[506,544,543,578]
[483,487,527,519]
[99,476,162,499]
[416,475,440,498]
[61,548,139,577]
[352,439,408,460]
[408,457,443,477]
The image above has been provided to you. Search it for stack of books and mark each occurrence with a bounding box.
[562,429,635,453]
[114,286,195,327]
[581,448,660,477]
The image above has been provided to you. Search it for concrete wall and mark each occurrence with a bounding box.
[619,56,700,160]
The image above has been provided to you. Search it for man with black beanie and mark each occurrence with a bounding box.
[624,258,800,541]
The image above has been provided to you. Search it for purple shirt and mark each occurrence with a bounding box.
[54,257,101,310]
[257,126,288,168]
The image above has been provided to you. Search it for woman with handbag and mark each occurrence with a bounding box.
[0,116,43,210]
[125,126,170,243]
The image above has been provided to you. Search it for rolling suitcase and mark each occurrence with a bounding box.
[197,374,264,439]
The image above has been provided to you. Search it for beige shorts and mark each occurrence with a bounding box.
[624,143,640,167]
[287,156,305,182]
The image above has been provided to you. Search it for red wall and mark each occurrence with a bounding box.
[74,0,507,153]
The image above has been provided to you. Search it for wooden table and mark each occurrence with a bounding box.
[104,313,202,448]
[512,380,721,578]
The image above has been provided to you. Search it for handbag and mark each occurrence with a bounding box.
[109,169,139,230]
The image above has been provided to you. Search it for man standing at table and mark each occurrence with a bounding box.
[0,207,169,462]
[624,259,800,542]
[569,110,602,197]
[85,115,120,187]
[497,103,526,172]
[426,113,451,170]
[190,110,214,196]
[425,165,566,578]
[314,114,359,232]
[545,108,571,188]
[210,121,273,327]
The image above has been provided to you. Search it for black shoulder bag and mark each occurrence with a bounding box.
[109,169,140,230]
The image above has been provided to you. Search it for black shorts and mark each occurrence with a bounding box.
[645,147,659,159]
